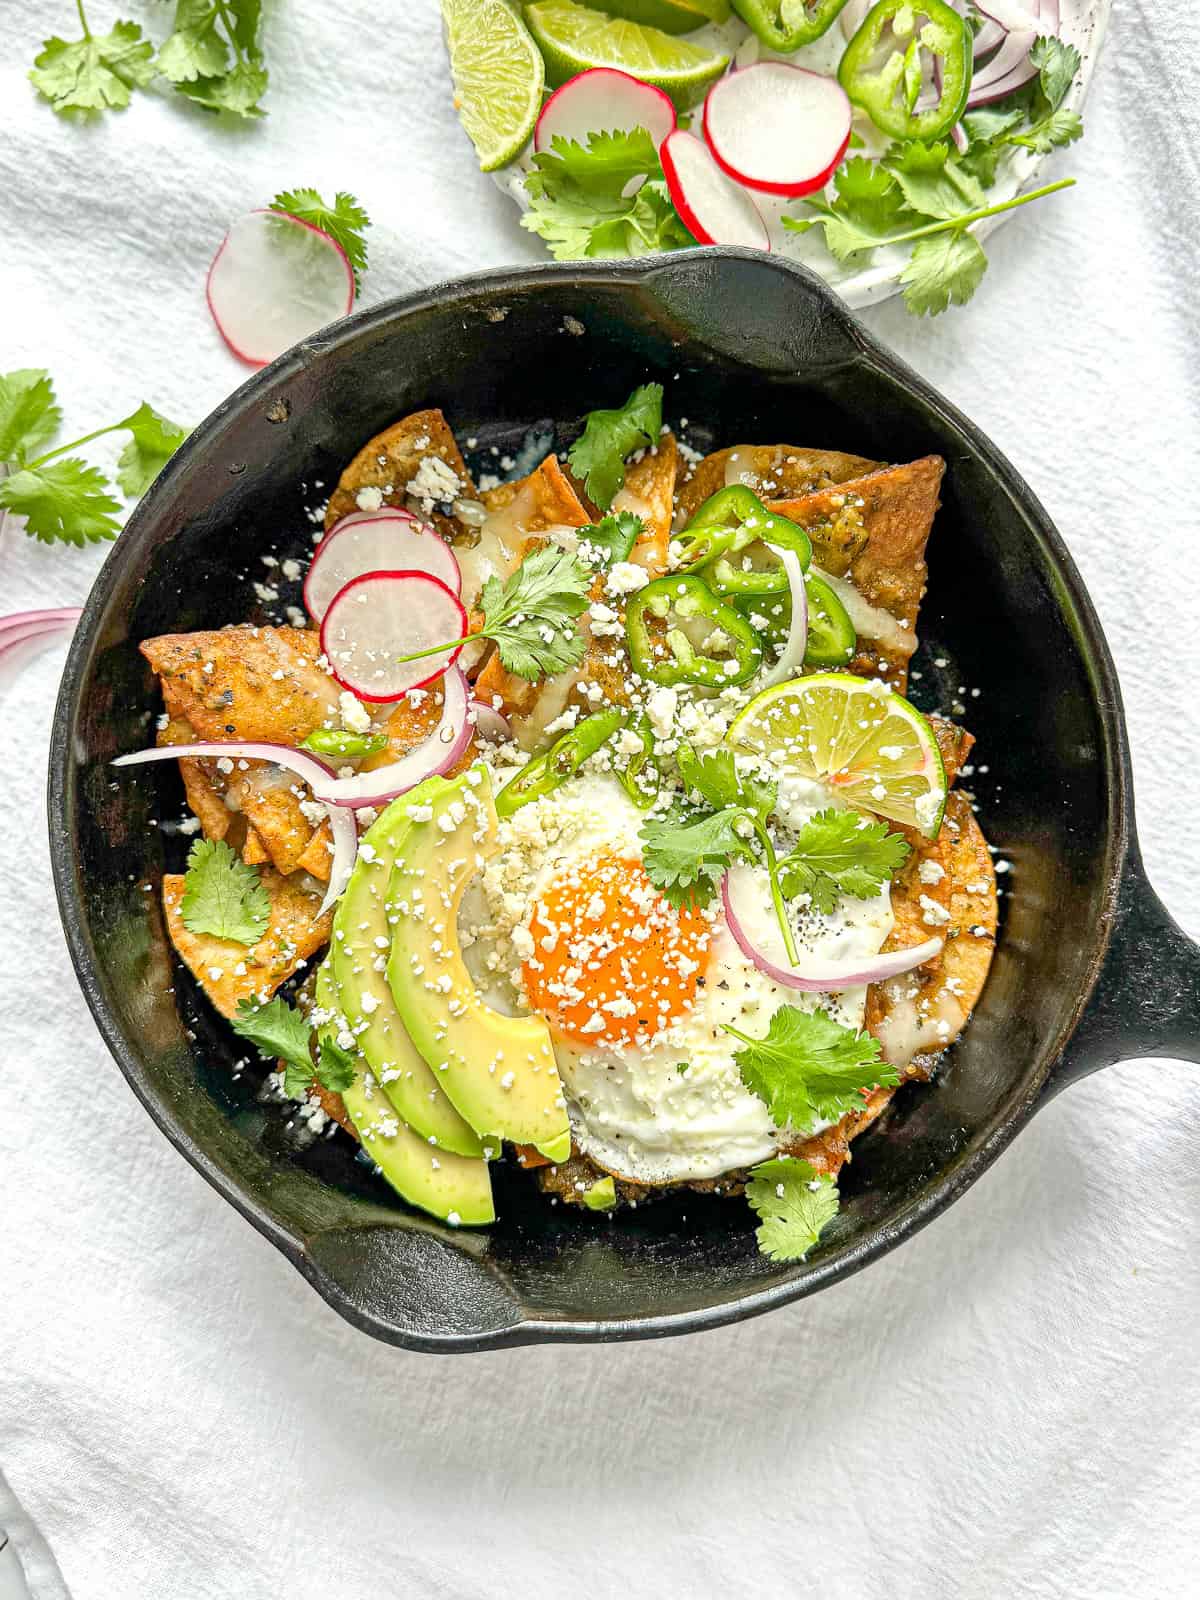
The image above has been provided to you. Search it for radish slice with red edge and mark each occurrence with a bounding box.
[703,65,852,199]
[320,569,467,702]
[315,668,473,809]
[305,512,461,622]
[111,741,357,914]
[206,210,354,369]
[660,130,769,250]
[721,871,943,993]
[534,68,675,154]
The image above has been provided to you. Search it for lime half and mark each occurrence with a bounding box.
[441,0,545,171]
[728,672,948,838]
[525,0,729,109]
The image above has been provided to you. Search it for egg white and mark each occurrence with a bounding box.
[460,771,894,1185]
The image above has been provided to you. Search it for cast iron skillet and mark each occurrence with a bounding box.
[48,251,1200,1352]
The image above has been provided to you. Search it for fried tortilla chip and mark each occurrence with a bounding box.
[162,867,332,1018]
[323,408,476,543]
[228,768,319,878]
[769,456,945,691]
[675,444,880,525]
[156,705,232,842]
[615,432,678,573]
[242,827,269,865]
[141,626,340,746]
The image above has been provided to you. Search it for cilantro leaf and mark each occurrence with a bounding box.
[158,0,268,118]
[744,1157,840,1263]
[270,188,371,294]
[777,809,910,914]
[522,130,693,265]
[316,1034,357,1094]
[1009,107,1083,155]
[479,543,592,679]
[1031,35,1082,112]
[231,994,314,1077]
[537,128,661,197]
[114,402,190,498]
[578,511,643,566]
[676,745,776,826]
[884,142,986,221]
[0,370,62,464]
[568,383,663,510]
[0,459,121,545]
[727,1005,898,1135]
[782,156,916,260]
[900,231,988,317]
[639,804,755,910]
[179,837,270,945]
[30,15,156,115]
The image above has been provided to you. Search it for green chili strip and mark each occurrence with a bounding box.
[494,709,624,818]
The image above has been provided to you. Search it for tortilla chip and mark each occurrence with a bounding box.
[228,769,319,877]
[615,432,677,573]
[242,827,269,865]
[156,706,232,842]
[323,408,476,542]
[769,456,945,691]
[162,867,332,1018]
[142,626,340,746]
[675,444,880,525]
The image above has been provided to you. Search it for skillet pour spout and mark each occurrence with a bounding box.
[48,250,1200,1352]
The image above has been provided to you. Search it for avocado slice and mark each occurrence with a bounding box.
[386,767,572,1162]
[314,963,494,1225]
[331,801,483,1157]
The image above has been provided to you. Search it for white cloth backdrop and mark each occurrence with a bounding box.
[2,3,1198,1596]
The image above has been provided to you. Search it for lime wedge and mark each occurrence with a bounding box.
[728,671,948,838]
[525,0,730,109]
[575,0,732,33]
[441,0,545,171]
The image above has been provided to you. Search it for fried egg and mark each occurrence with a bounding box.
[460,772,894,1184]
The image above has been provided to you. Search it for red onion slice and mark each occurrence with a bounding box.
[758,543,808,689]
[975,0,1040,29]
[0,609,82,694]
[315,668,473,808]
[966,29,1039,106]
[721,872,943,992]
[471,699,513,742]
[305,512,461,621]
[0,607,83,634]
[112,741,356,914]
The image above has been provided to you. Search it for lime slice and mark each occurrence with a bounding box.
[525,0,730,109]
[441,0,545,171]
[575,0,732,33]
[728,671,948,838]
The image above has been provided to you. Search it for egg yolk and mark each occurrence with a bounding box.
[522,852,711,1047]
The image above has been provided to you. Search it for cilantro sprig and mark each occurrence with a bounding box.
[230,996,357,1100]
[522,130,693,267]
[270,189,371,295]
[30,0,269,119]
[786,37,1083,316]
[180,837,270,946]
[744,1157,840,1263]
[777,809,910,915]
[568,383,664,510]
[727,1005,898,1136]
[393,543,592,682]
[0,369,188,546]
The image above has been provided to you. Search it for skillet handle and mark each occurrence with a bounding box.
[1043,850,1200,1100]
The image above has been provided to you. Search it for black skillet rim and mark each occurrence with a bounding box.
[47,251,1131,1350]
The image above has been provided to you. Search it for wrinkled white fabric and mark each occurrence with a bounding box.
[1,3,1198,1597]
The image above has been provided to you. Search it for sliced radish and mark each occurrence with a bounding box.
[305,512,461,622]
[206,210,354,369]
[660,131,769,251]
[703,65,852,199]
[320,570,467,702]
[535,68,676,155]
